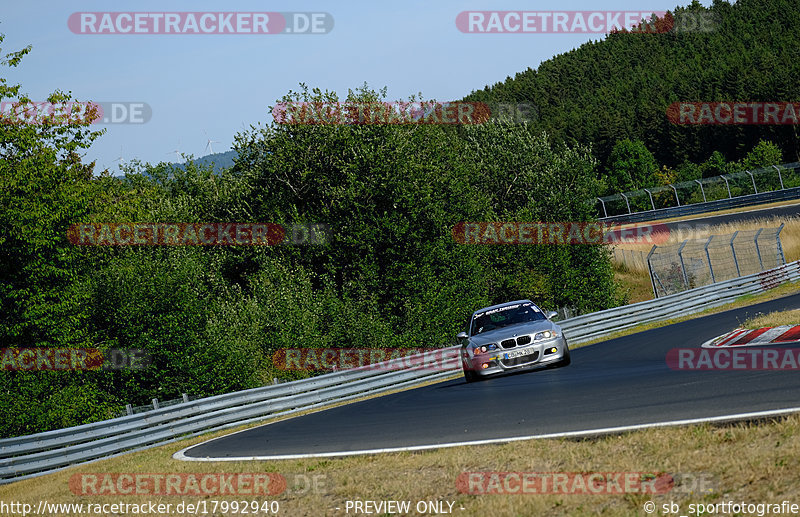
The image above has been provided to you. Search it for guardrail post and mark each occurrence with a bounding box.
[730,231,741,277]
[125,404,132,416]
[669,184,681,206]
[182,393,189,404]
[773,165,784,190]
[597,198,608,218]
[152,398,159,410]
[620,193,632,214]
[746,170,758,194]
[646,245,658,298]
[704,236,715,283]
[694,179,707,202]
[678,239,690,289]
[643,188,655,210]
[777,223,786,264]
[722,175,732,198]
[754,228,764,271]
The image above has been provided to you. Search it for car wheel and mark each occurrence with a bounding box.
[552,345,571,368]
[464,367,479,382]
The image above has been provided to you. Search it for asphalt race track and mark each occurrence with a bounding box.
[178,293,800,461]
[662,201,800,230]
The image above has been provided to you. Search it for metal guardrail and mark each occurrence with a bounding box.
[1,260,799,484]
[595,161,800,223]
[558,260,800,343]
[599,186,800,224]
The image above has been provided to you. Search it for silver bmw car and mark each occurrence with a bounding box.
[457,300,571,382]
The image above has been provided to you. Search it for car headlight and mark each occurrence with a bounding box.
[534,330,557,341]
[474,344,498,354]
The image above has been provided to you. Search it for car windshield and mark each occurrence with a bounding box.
[470,303,546,336]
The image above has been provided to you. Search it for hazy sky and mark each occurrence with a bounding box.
[3,0,712,172]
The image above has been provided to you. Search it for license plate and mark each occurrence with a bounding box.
[504,348,535,360]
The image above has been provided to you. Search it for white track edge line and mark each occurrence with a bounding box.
[173,406,800,462]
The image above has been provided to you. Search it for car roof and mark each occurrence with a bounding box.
[471,299,535,317]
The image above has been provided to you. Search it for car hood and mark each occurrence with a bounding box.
[469,319,558,346]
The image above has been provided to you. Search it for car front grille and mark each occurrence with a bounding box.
[500,335,532,348]
[500,339,516,349]
[500,351,539,368]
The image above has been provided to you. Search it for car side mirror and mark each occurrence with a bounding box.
[546,311,558,320]
[456,331,468,341]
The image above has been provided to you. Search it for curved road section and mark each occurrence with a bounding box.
[176,294,800,461]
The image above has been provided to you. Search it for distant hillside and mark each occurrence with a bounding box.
[464,0,800,171]
[170,150,238,171]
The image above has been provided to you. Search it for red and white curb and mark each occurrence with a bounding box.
[702,325,800,348]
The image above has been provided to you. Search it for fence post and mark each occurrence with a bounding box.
[620,193,632,214]
[644,188,655,210]
[754,228,764,271]
[669,184,681,206]
[646,245,658,298]
[777,223,786,264]
[597,198,608,218]
[694,179,707,202]
[773,165,784,190]
[722,175,732,198]
[704,236,715,283]
[678,239,690,289]
[746,170,758,194]
[730,231,741,277]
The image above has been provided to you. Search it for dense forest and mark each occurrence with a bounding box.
[2,0,798,437]
[465,0,799,194]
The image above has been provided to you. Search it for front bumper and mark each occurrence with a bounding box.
[463,336,568,377]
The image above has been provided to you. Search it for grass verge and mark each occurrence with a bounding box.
[741,308,800,329]
[2,412,798,517]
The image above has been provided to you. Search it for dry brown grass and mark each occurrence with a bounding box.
[613,266,654,304]
[2,414,799,517]
[742,308,800,329]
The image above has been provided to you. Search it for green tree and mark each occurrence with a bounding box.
[0,35,122,436]
[741,140,783,171]
[605,139,659,193]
